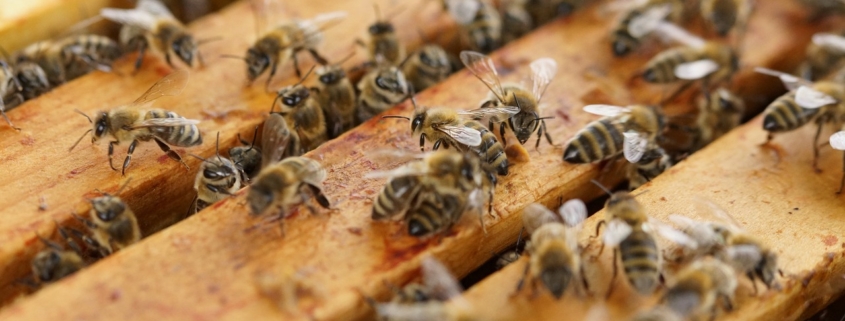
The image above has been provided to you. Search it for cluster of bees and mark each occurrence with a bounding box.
[11,0,845,319]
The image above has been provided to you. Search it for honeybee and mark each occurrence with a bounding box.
[31,227,86,284]
[15,61,51,100]
[626,143,673,190]
[500,0,533,43]
[73,181,141,256]
[563,104,666,164]
[637,258,736,321]
[610,1,683,57]
[1,59,23,130]
[700,0,751,37]
[797,0,845,19]
[230,8,347,90]
[831,130,845,193]
[101,0,207,70]
[369,149,488,237]
[272,70,327,153]
[681,87,745,152]
[445,0,502,53]
[516,200,589,299]
[800,32,845,81]
[755,68,845,173]
[69,70,202,175]
[361,5,406,66]
[228,126,262,180]
[190,133,245,214]
[402,44,453,92]
[247,156,331,218]
[17,35,121,85]
[525,0,587,24]
[597,190,662,297]
[314,54,357,137]
[372,256,475,321]
[385,98,513,175]
[357,64,410,123]
[460,51,557,147]
[643,21,738,89]
[662,198,782,293]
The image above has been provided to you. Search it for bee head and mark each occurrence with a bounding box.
[278,85,310,107]
[92,112,109,142]
[91,195,126,222]
[245,48,270,82]
[32,250,62,282]
[172,35,197,66]
[368,22,395,35]
[419,46,448,68]
[204,158,238,180]
[318,66,345,85]
[411,110,426,133]
[375,67,408,94]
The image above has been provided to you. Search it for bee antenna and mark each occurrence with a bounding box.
[295,65,317,85]
[590,179,613,196]
[93,188,108,196]
[197,36,223,46]
[220,54,248,61]
[74,109,93,123]
[515,227,524,249]
[382,115,410,120]
[336,51,356,65]
[247,126,259,151]
[69,129,92,152]
[398,51,414,68]
[188,153,209,162]
[215,132,223,162]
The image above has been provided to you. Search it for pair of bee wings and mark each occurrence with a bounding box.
[126,70,200,129]
[459,51,558,106]
[250,0,347,34]
[755,67,841,109]
[647,197,743,251]
[649,21,724,81]
[812,32,845,54]
[101,0,178,31]
[375,256,467,320]
[830,131,845,150]
[582,105,650,163]
[261,113,298,166]
[522,199,588,234]
[445,0,481,25]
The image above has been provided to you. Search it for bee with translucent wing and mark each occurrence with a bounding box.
[446,0,502,53]
[69,70,201,175]
[800,32,845,81]
[247,156,331,220]
[101,0,208,70]
[516,199,590,299]
[30,225,87,285]
[609,1,683,57]
[755,67,845,174]
[272,67,326,153]
[830,130,845,193]
[460,51,557,148]
[563,104,666,165]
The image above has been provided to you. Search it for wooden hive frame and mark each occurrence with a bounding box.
[0,0,842,320]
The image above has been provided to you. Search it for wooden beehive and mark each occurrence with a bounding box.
[0,0,843,320]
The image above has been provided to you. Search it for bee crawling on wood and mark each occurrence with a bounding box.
[189,133,246,214]
[69,70,202,175]
[247,156,331,221]
[445,0,502,53]
[72,179,141,257]
[29,225,87,286]
[563,104,666,165]
[608,1,684,57]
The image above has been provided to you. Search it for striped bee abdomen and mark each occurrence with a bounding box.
[762,92,820,132]
[619,228,660,295]
[405,190,463,237]
[563,118,625,163]
[372,175,421,220]
[146,109,202,147]
[465,121,508,175]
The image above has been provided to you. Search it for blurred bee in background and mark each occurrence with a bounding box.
[17,35,122,86]
[445,0,502,53]
[101,0,210,70]
[460,51,557,148]
[525,0,588,24]
[30,226,86,285]
[73,180,141,256]
[370,256,475,321]
[642,21,739,94]
[563,104,666,165]
[830,130,845,193]
[800,32,845,81]
[359,4,406,66]
[684,87,745,152]
[228,126,262,180]
[700,0,752,37]
[516,200,590,299]
[495,230,523,270]
[0,59,23,130]
[271,67,326,152]
[247,156,330,219]
[402,44,453,92]
[609,1,683,57]
[69,70,202,175]
[384,96,514,176]
[313,53,357,137]
[356,64,410,123]
[14,60,51,100]
[626,143,673,190]
[797,0,845,19]
[500,0,533,43]
[596,189,662,297]
[190,133,245,214]
[633,258,737,321]
[369,149,488,237]
[755,67,845,174]
[225,3,347,90]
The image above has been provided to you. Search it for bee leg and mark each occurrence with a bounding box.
[512,260,531,298]
[184,194,198,218]
[308,49,329,65]
[605,250,618,300]
[719,293,735,312]
[307,184,331,209]
[164,50,174,68]
[499,122,508,146]
[433,138,444,150]
[292,52,303,79]
[70,212,97,229]
[812,119,825,173]
[133,44,146,74]
[419,133,427,152]
[0,103,20,131]
[121,140,139,176]
[153,138,189,170]
[580,264,591,297]
[108,141,120,171]
[265,60,279,94]
[747,271,759,296]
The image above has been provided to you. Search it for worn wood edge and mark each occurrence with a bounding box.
[447,114,845,321]
[0,0,460,303]
[0,0,819,319]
